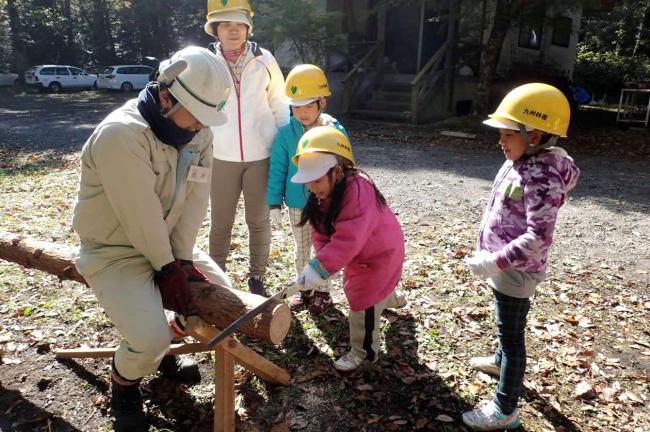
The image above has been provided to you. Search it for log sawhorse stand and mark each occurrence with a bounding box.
[54,316,291,432]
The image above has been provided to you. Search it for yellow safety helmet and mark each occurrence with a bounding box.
[205,0,254,37]
[206,0,253,17]
[485,83,570,137]
[292,126,355,166]
[284,64,331,106]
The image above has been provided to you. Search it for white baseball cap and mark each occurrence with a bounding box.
[291,152,338,184]
[284,96,320,107]
[483,116,533,131]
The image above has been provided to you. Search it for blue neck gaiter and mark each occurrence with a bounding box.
[137,84,197,149]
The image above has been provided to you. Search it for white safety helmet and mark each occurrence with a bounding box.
[158,46,231,127]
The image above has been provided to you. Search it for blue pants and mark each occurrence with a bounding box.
[492,289,531,415]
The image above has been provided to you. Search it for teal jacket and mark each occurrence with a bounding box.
[266,114,347,209]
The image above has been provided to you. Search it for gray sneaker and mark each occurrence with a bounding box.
[469,355,501,377]
[462,400,521,431]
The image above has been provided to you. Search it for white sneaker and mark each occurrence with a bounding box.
[386,292,407,309]
[334,352,374,372]
[462,401,521,431]
[469,355,501,377]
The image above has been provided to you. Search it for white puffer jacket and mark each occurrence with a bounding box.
[209,42,289,162]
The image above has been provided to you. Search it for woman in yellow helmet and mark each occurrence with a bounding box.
[462,83,581,431]
[203,0,289,296]
[266,64,348,315]
[290,126,406,372]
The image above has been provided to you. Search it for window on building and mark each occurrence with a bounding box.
[552,15,572,47]
[518,11,544,50]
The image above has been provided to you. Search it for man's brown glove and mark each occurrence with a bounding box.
[155,260,197,317]
[179,260,210,283]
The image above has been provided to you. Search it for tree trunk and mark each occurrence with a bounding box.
[5,0,28,75]
[0,231,291,345]
[632,2,649,58]
[61,0,77,65]
[476,0,511,115]
[92,0,115,65]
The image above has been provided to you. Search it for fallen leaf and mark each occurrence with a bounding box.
[270,420,290,432]
[622,391,643,404]
[367,415,381,424]
[415,418,428,429]
[294,370,327,383]
[574,381,597,399]
[436,414,454,422]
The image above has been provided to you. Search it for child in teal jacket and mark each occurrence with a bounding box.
[266,64,347,315]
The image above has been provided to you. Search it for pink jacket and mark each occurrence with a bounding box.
[312,175,404,311]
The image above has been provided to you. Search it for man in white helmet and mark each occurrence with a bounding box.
[72,46,231,431]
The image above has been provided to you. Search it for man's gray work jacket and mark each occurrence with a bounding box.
[73,99,213,278]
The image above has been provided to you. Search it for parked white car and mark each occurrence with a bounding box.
[24,65,97,92]
[0,67,19,86]
[97,65,153,92]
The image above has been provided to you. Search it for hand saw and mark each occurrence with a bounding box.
[205,279,303,348]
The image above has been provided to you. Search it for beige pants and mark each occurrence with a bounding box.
[348,290,401,361]
[288,207,312,275]
[86,249,230,381]
[209,158,270,278]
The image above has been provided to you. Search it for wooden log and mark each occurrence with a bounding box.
[0,231,291,344]
[190,281,290,345]
[0,231,86,284]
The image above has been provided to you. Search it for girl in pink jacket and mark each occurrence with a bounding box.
[290,126,405,372]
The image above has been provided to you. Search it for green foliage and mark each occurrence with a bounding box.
[0,0,346,72]
[575,0,649,96]
[253,0,342,66]
[574,49,650,96]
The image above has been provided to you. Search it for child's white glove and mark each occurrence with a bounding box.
[299,264,328,291]
[465,250,500,280]
[269,208,282,229]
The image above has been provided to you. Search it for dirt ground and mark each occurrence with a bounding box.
[0,89,648,432]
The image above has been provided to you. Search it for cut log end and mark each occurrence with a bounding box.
[268,303,292,345]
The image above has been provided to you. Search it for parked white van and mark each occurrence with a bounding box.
[24,65,97,92]
[97,65,153,92]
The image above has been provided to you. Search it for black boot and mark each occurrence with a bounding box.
[110,377,148,432]
[158,355,201,385]
[248,276,267,297]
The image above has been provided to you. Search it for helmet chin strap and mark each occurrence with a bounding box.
[518,123,558,156]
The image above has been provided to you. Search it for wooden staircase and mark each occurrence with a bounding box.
[350,79,413,121]
[340,0,459,124]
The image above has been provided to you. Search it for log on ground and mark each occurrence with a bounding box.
[0,231,291,344]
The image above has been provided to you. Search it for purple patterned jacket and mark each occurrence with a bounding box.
[477,147,580,277]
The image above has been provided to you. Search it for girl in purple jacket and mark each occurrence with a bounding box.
[463,84,580,431]
[290,126,405,372]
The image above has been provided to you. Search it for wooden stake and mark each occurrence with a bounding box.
[185,317,290,386]
[214,346,235,432]
[55,343,210,359]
